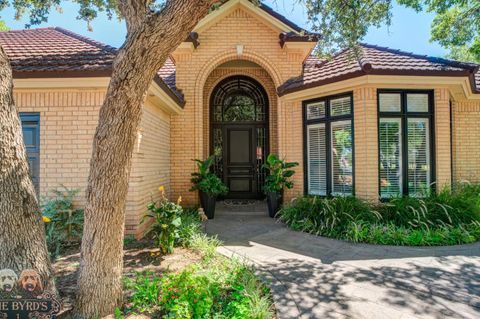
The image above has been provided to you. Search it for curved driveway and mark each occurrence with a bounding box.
[206,202,480,319]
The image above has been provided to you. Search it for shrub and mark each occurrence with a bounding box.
[124,272,162,313]
[124,254,274,319]
[41,186,84,258]
[143,187,183,254]
[279,184,480,246]
[176,207,203,248]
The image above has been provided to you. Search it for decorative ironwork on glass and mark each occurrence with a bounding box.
[212,77,267,123]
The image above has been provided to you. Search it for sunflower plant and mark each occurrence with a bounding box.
[143,187,183,254]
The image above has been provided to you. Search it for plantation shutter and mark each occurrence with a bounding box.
[379,118,402,198]
[331,120,353,195]
[307,123,327,195]
[330,96,351,116]
[307,101,326,120]
[407,118,430,196]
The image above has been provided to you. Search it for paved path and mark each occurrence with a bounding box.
[206,201,480,319]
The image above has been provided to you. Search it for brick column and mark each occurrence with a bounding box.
[434,88,452,191]
[353,87,379,201]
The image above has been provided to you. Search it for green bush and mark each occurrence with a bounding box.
[279,183,480,246]
[125,260,274,319]
[143,188,183,254]
[176,207,203,248]
[41,186,84,258]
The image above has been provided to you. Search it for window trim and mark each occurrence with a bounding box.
[377,89,436,198]
[19,112,41,193]
[303,92,355,197]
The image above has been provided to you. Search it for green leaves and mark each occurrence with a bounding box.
[298,0,394,57]
[190,156,228,196]
[398,0,480,61]
[262,154,298,194]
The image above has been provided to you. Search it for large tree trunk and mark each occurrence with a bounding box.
[0,47,54,290]
[73,1,216,318]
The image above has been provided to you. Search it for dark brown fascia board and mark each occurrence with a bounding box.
[153,75,186,107]
[259,3,305,33]
[13,69,185,107]
[279,32,320,48]
[277,69,476,97]
[13,69,112,78]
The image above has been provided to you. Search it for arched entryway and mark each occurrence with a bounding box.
[210,75,269,199]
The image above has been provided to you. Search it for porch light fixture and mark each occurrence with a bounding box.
[236,44,244,57]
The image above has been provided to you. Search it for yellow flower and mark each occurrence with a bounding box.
[42,216,51,223]
[158,186,165,192]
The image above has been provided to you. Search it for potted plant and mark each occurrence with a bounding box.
[190,156,228,219]
[262,154,299,218]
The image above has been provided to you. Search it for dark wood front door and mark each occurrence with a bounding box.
[224,126,257,198]
[210,76,269,199]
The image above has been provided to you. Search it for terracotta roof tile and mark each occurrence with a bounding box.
[0,27,184,104]
[0,27,116,73]
[279,43,480,95]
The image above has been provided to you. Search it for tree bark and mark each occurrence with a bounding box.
[0,47,54,290]
[73,1,217,318]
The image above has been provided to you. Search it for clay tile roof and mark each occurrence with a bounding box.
[0,27,116,74]
[279,43,480,95]
[0,27,184,105]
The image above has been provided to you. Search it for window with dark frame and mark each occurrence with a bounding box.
[378,90,435,198]
[304,93,354,196]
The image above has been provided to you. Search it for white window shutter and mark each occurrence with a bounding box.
[379,118,403,198]
[407,118,430,196]
[307,123,327,195]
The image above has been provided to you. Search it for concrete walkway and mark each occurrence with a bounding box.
[206,201,480,319]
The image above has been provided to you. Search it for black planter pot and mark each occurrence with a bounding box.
[266,191,283,218]
[199,191,217,219]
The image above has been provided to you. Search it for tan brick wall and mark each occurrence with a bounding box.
[170,6,308,204]
[353,87,379,200]
[434,88,452,190]
[14,89,105,202]
[452,100,480,183]
[15,88,172,238]
[126,100,172,237]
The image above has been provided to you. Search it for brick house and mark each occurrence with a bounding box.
[2,0,479,238]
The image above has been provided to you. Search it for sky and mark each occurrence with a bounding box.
[0,0,447,58]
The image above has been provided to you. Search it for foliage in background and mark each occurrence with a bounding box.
[190,156,228,196]
[143,186,183,254]
[279,183,480,246]
[41,186,84,258]
[398,0,480,62]
[262,154,299,193]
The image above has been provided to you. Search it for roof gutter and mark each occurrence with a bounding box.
[278,69,476,97]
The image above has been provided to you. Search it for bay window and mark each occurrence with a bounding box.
[378,90,434,198]
[305,94,354,196]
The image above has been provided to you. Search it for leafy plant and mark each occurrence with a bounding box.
[143,187,183,254]
[41,186,84,258]
[279,184,480,246]
[190,156,228,196]
[262,154,299,194]
[176,207,203,248]
[124,271,162,313]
